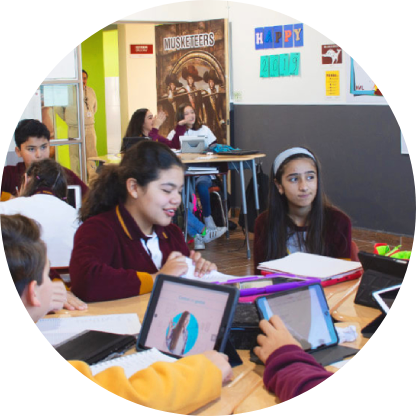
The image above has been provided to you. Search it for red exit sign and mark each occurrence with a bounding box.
[130,44,153,55]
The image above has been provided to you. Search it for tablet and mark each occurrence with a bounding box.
[137,274,239,358]
[255,283,339,352]
[372,284,401,314]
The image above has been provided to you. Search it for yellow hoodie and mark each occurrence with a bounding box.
[70,354,222,414]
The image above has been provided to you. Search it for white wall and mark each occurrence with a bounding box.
[228,2,386,105]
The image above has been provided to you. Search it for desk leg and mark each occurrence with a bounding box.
[223,174,229,239]
[239,161,251,259]
[184,176,191,242]
[251,159,260,217]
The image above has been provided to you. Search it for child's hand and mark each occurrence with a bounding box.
[152,111,167,129]
[48,281,68,312]
[189,250,217,277]
[253,315,301,363]
[156,251,188,278]
[202,350,233,384]
[63,291,88,311]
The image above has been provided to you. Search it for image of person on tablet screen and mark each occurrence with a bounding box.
[166,311,199,355]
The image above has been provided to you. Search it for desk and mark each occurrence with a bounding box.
[89,152,266,259]
[51,279,379,414]
[180,153,266,259]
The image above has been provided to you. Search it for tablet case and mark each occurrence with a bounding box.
[229,303,261,350]
[55,330,136,365]
[354,251,407,308]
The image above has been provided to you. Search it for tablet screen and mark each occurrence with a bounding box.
[256,284,338,351]
[372,284,401,314]
[140,279,233,357]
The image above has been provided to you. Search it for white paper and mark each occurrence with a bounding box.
[90,348,177,378]
[258,252,362,279]
[36,313,141,346]
[181,257,253,283]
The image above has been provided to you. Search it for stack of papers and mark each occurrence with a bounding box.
[258,252,362,281]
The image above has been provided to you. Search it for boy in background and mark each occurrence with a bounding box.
[1,119,88,201]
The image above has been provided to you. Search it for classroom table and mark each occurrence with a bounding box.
[51,279,380,414]
[89,152,266,259]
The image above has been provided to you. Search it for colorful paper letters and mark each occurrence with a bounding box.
[255,24,304,49]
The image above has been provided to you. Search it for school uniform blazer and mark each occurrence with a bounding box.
[1,162,89,200]
[263,344,332,402]
[70,354,222,414]
[253,207,352,274]
[69,203,190,302]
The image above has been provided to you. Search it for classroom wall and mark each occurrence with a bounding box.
[118,1,414,236]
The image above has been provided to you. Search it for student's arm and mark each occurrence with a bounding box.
[70,354,225,414]
[148,128,180,150]
[69,220,153,302]
[328,209,352,259]
[166,124,188,149]
[254,316,332,402]
[263,345,332,402]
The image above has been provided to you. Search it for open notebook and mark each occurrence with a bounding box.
[90,348,177,377]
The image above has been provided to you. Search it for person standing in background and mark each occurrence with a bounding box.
[81,69,98,180]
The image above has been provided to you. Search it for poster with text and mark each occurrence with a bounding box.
[155,19,229,144]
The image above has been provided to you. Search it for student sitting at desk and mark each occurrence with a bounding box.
[69,141,217,302]
[0,159,86,311]
[1,119,89,201]
[1,213,233,414]
[122,108,227,250]
[253,147,351,273]
[167,103,225,245]
[123,107,180,149]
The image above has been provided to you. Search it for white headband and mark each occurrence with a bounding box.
[273,147,315,175]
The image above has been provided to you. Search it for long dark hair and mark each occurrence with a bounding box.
[20,158,67,200]
[264,149,330,260]
[124,108,148,138]
[80,140,184,222]
[168,311,190,351]
[175,103,203,131]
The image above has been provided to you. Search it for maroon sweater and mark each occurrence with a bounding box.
[69,203,190,302]
[1,162,89,198]
[253,207,352,273]
[148,128,181,149]
[263,345,332,402]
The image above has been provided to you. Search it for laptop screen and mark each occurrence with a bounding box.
[256,284,338,351]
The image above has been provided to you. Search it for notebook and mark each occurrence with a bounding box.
[258,252,362,286]
[90,348,177,377]
[256,283,359,366]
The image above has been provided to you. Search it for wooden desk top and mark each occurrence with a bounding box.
[89,152,266,166]
[51,279,379,414]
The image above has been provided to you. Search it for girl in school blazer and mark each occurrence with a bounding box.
[69,140,217,302]
[253,147,352,273]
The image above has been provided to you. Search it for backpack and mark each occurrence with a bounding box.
[238,164,269,233]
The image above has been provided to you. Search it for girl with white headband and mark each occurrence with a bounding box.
[253,147,351,272]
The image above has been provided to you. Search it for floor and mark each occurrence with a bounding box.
[195,218,413,276]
